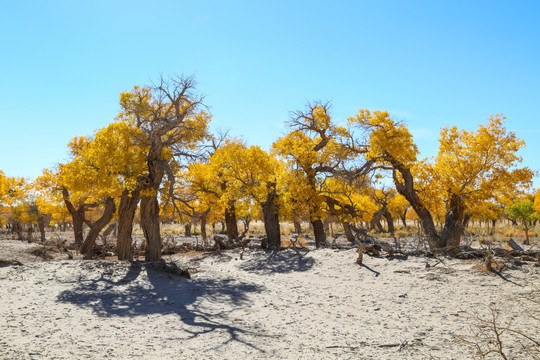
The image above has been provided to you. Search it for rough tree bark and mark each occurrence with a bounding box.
[80,197,116,258]
[311,218,326,248]
[61,187,86,246]
[383,210,395,234]
[117,188,140,261]
[140,153,166,261]
[224,201,239,241]
[369,210,385,233]
[400,209,408,228]
[342,222,356,243]
[184,222,192,237]
[390,160,466,251]
[261,183,281,249]
[293,220,302,234]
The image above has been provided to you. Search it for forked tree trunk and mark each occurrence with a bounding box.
[262,185,280,249]
[400,210,408,228]
[61,187,85,246]
[80,197,116,258]
[224,201,239,241]
[391,164,444,250]
[117,188,140,261]
[370,209,385,233]
[342,222,356,243]
[311,219,326,248]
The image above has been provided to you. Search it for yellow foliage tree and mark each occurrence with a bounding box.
[116,75,210,260]
[350,110,533,250]
[273,103,362,247]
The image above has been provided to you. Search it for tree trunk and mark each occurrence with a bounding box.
[224,201,239,241]
[13,222,24,240]
[370,209,385,233]
[311,219,326,248]
[262,185,281,249]
[140,195,162,261]
[27,225,33,243]
[61,187,85,246]
[184,222,192,237]
[439,194,466,249]
[117,188,140,261]
[80,197,116,258]
[490,219,496,235]
[342,222,355,243]
[391,164,443,250]
[383,211,395,234]
[140,155,166,262]
[37,217,46,242]
[200,213,208,247]
[400,209,408,228]
[293,220,302,234]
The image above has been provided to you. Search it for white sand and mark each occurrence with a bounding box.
[1,240,539,359]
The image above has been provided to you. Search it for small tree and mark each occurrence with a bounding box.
[506,199,537,245]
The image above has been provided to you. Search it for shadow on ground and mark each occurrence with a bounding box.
[238,249,316,274]
[57,261,269,351]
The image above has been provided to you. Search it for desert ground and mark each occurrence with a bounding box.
[1,237,539,360]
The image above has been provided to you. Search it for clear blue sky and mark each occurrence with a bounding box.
[1,0,539,187]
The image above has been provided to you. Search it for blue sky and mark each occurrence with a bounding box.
[1,0,539,187]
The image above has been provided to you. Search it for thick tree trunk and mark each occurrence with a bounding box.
[342,222,356,243]
[439,194,466,249]
[80,197,116,258]
[293,220,302,234]
[262,186,281,249]
[391,164,443,250]
[370,209,385,233]
[224,201,239,241]
[383,211,395,234]
[311,219,326,248]
[117,188,140,261]
[490,219,496,235]
[12,222,23,240]
[140,195,162,261]
[140,155,166,261]
[184,222,192,237]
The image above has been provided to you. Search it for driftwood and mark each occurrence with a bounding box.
[0,259,23,266]
[213,235,251,251]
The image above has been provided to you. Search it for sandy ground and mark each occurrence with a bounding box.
[1,239,539,359]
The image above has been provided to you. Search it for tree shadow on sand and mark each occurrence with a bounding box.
[238,249,316,274]
[56,261,270,351]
